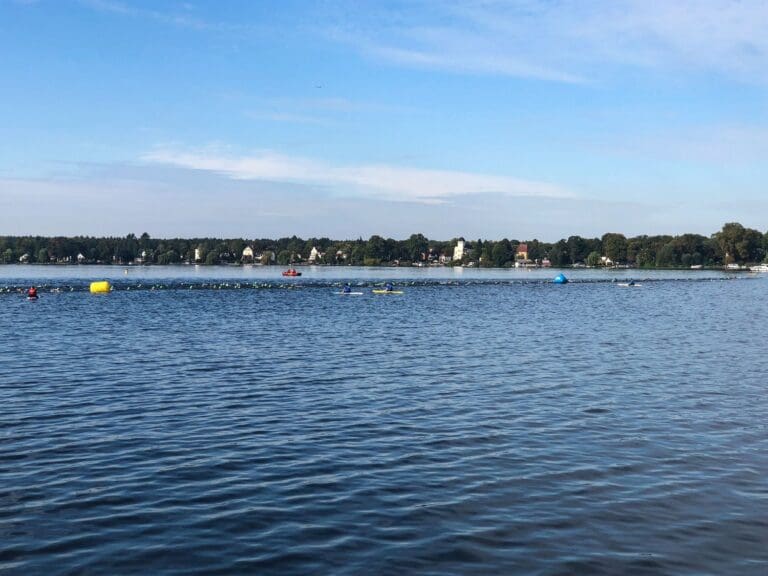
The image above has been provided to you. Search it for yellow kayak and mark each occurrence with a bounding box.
[372,289,403,294]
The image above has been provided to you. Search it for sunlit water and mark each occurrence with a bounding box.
[2,266,767,574]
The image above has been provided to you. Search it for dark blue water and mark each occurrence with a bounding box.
[2,271,767,575]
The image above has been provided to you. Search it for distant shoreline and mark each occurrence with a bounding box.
[0,262,757,272]
[2,223,766,268]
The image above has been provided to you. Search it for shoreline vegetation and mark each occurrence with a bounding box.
[2,223,767,269]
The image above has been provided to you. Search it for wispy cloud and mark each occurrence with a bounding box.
[326,0,768,83]
[77,0,238,31]
[244,111,333,126]
[4,168,761,240]
[326,16,584,84]
[242,96,418,127]
[593,122,768,165]
[78,0,130,14]
[143,146,574,203]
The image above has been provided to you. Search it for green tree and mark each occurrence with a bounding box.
[350,244,366,265]
[567,236,588,264]
[526,239,543,261]
[158,250,180,264]
[586,251,601,267]
[716,222,743,261]
[479,241,494,267]
[602,233,627,263]
[276,250,292,265]
[548,240,569,267]
[714,222,762,263]
[491,240,512,267]
[115,234,138,263]
[366,235,386,261]
[655,243,677,267]
[285,236,303,259]
[635,248,655,268]
[405,233,429,262]
[760,232,768,263]
[229,239,245,258]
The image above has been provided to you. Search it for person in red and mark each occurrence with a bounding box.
[27,286,38,299]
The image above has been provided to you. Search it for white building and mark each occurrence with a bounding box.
[194,248,202,263]
[453,239,465,262]
[308,246,321,263]
[242,246,254,262]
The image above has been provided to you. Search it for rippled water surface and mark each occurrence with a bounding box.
[2,267,767,575]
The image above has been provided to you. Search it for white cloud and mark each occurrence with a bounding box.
[142,147,574,203]
[78,0,130,14]
[327,0,768,82]
[591,123,768,165]
[3,169,762,240]
[366,38,584,84]
[77,0,227,31]
[244,111,333,126]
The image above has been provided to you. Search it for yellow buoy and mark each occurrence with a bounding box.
[90,281,111,294]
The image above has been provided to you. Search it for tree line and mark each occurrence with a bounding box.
[1,223,766,267]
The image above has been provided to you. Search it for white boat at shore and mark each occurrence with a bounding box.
[749,264,768,272]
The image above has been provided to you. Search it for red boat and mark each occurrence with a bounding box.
[282,268,301,277]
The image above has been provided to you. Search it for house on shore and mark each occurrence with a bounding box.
[308,246,323,263]
[453,239,465,262]
[515,243,536,268]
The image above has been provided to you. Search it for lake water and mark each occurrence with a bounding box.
[2,266,767,574]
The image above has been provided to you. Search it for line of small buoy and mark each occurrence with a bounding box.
[0,274,751,296]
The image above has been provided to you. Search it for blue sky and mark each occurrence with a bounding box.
[2,0,767,241]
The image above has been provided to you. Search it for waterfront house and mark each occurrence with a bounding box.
[242,246,254,263]
[453,239,465,261]
[515,243,536,268]
[308,246,323,263]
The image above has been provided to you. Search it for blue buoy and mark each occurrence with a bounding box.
[553,273,568,284]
